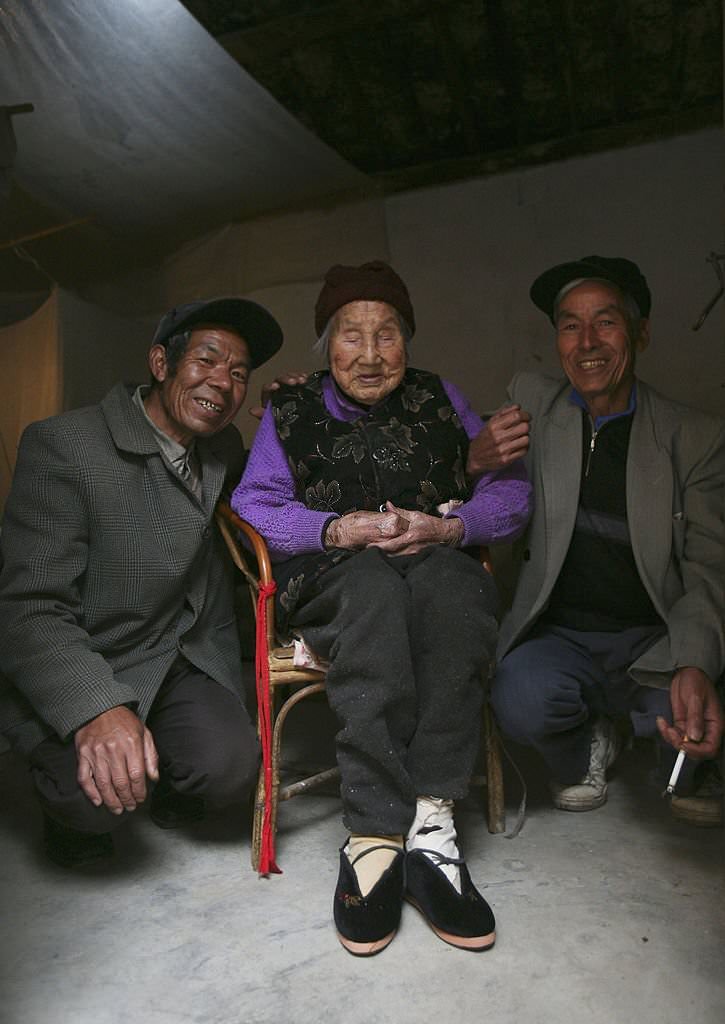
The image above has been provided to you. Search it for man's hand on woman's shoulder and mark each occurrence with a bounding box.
[248,372,309,420]
[467,404,531,475]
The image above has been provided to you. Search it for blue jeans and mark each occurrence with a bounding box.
[491,624,676,785]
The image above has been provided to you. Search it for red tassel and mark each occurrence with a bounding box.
[255,580,282,875]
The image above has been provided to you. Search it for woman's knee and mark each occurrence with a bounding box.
[340,548,408,600]
[413,547,499,617]
[303,550,409,637]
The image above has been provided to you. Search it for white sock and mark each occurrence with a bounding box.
[346,834,404,897]
[406,796,461,893]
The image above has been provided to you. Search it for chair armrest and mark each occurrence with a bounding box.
[216,501,274,585]
[215,501,280,650]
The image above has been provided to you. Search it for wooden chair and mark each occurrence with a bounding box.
[215,500,506,874]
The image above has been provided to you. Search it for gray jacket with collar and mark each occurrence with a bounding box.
[497,371,725,687]
[0,382,246,753]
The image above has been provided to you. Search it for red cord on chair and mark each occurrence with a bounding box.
[255,580,282,875]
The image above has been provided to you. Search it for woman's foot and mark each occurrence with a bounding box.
[333,836,404,956]
[405,796,496,951]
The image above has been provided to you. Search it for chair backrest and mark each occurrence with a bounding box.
[215,500,277,649]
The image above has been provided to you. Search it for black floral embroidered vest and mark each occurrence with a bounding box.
[269,369,471,632]
[271,368,469,515]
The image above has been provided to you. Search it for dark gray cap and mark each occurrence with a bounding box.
[152,297,283,368]
[530,256,652,322]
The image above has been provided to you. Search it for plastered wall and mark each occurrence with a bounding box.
[209,127,723,437]
[386,128,724,416]
[81,126,724,442]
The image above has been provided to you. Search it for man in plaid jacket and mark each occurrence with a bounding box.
[0,297,282,865]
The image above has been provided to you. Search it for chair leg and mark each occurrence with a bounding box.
[251,690,284,872]
[251,764,266,871]
[483,703,506,834]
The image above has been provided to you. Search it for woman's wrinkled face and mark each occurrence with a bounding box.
[328,300,407,406]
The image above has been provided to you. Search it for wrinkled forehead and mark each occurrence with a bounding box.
[333,299,401,326]
[554,278,638,320]
[188,324,252,363]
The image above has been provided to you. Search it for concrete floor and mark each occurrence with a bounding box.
[1,704,724,1024]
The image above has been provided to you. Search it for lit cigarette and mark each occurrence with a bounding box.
[665,746,688,795]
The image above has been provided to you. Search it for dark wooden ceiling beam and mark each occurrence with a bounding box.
[482,0,526,148]
[217,0,436,65]
[669,0,689,113]
[374,99,721,194]
[426,5,485,153]
[548,0,581,136]
[187,0,722,184]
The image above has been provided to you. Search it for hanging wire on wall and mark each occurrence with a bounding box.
[692,251,725,331]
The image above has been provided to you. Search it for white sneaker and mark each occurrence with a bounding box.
[550,718,621,812]
[406,796,462,892]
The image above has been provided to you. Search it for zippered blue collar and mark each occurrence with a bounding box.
[568,381,637,430]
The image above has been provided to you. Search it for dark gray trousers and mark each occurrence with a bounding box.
[290,545,499,835]
[25,656,260,833]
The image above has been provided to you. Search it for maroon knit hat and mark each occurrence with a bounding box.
[314,260,416,336]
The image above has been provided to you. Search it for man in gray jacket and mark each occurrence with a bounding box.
[468,256,724,823]
[0,297,283,864]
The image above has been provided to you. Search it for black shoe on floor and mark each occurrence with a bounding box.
[43,814,114,868]
[405,849,496,951]
[149,778,205,829]
[333,843,405,956]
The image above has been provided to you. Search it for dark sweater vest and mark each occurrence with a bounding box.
[270,368,471,628]
[542,409,661,632]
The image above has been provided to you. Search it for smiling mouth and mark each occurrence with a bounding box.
[578,359,607,370]
[196,398,223,413]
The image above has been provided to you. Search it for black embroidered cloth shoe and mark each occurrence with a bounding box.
[43,814,114,868]
[149,777,205,829]
[333,843,405,956]
[405,848,496,951]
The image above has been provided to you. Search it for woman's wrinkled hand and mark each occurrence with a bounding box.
[324,509,409,550]
[370,502,464,555]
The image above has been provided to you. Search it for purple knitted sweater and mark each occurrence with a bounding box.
[232,374,532,561]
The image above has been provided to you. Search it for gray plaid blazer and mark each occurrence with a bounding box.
[0,382,246,753]
[497,372,725,687]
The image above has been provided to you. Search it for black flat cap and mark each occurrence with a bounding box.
[152,297,283,369]
[530,256,652,322]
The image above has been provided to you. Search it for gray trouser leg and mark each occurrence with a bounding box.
[291,546,498,835]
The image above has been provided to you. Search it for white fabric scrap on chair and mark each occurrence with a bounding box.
[293,636,329,672]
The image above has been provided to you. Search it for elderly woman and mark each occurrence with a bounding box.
[232,261,531,956]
